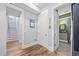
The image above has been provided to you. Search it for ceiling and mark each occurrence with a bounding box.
[6,6,21,17]
[33,3,51,10]
[33,3,57,10]
[11,3,40,15]
[10,3,60,15]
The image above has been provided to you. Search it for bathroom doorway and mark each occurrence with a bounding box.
[54,3,72,56]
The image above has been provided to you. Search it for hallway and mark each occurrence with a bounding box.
[0,3,72,56]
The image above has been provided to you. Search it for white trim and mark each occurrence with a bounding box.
[71,11,73,56]
[22,42,38,49]
[38,42,54,52]
[0,4,7,56]
[6,4,23,12]
[59,40,67,42]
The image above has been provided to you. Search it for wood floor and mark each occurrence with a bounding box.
[58,41,71,56]
[7,40,66,56]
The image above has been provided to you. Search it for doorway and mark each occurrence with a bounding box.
[6,7,21,56]
[54,3,72,56]
[59,13,71,43]
[7,15,19,42]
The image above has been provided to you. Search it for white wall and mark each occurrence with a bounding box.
[18,10,24,48]
[0,4,7,56]
[23,11,38,48]
[37,9,54,51]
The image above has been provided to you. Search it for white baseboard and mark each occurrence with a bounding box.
[22,42,38,49]
[22,41,54,52]
[38,42,54,52]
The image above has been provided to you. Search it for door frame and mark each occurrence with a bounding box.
[54,8,59,50]
[53,4,72,55]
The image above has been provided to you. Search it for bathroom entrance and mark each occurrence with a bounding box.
[54,3,72,56]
